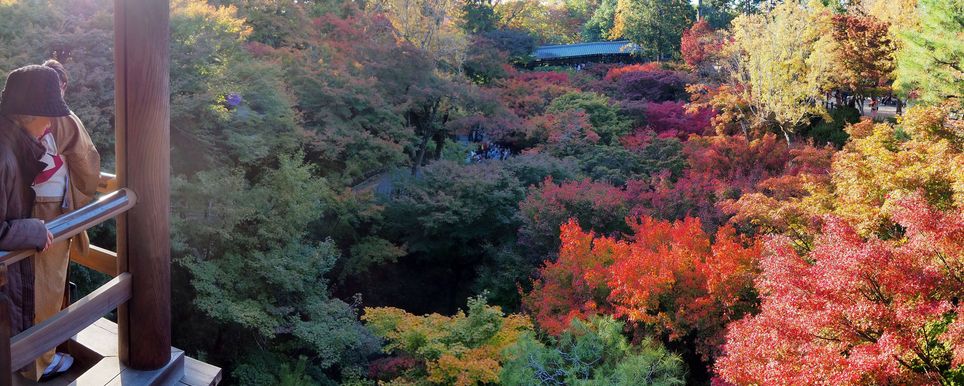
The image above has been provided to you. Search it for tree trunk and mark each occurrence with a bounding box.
[409,100,442,176]
[411,133,431,176]
[432,131,445,160]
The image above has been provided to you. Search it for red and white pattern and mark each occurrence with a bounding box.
[32,127,67,199]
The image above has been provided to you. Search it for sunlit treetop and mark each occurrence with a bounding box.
[716,193,964,385]
[725,0,836,142]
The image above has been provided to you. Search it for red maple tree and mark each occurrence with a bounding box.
[716,193,964,385]
[681,19,724,70]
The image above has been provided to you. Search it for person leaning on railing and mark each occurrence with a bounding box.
[0,65,60,376]
[18,60,100,382]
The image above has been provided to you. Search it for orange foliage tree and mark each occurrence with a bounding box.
[523,217,762,360]
[829,13,897,101]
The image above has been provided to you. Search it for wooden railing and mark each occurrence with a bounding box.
[67,173,123,277]
[0,173,135,385]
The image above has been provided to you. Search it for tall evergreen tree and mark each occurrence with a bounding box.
[610,0,695,60]
[460,0,498,34]
[581,0,617,41]
[894,0,964,106]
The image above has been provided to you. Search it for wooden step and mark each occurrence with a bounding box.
[178,358,221,386]
[72,351,183,386]
[12,319,220,386]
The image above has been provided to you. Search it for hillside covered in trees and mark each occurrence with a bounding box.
[0,0,961,384]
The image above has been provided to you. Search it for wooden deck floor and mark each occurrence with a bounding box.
[12,319,220,386]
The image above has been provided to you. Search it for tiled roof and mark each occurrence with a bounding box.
[533,40,640,60]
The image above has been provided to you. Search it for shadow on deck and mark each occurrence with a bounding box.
[13,319,220,386]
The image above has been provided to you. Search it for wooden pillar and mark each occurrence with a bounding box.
[114,0,171,370]
[0,267,10,386]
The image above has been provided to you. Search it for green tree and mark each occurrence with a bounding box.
[169,0,299,173]
[209,0,313,48]
[377,161,528,311]
[610,0,695,60]
[581,0,617,41]
[173,157,377,384]
[690,0,767,28]
[284,11,415,183]
[166,3,384,383]
[547,92,631,145]
[501,316,687,385]
[365,156,582,312]
[0,0,117,165]
[578,137,686,186]
[461,0,498,33]
[894,0,964,106]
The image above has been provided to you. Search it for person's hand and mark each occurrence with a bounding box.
[42,229,53,252]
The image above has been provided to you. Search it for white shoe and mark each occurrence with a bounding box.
[41,353,73,380]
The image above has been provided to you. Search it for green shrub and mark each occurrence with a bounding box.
[501,316,687,385]
[804,106,859,147]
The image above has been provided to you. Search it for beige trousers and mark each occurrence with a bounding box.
[22,198,69,381]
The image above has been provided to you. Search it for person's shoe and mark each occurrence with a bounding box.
[39,352,73,382]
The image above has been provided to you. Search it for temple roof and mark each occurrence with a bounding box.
[533,40,640,60]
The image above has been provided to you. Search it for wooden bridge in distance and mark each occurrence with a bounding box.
[0,1,221,385]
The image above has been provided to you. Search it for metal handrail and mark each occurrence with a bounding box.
[0,188,137,267]
[0,187,136,385]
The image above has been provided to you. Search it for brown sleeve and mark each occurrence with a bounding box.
[0,160,46,251]
[56,114,101,199]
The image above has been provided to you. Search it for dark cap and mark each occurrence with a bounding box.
[0,65,70,117]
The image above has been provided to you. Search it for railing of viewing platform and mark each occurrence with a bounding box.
[0,172,134,385]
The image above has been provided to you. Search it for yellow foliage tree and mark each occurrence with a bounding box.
[172,0,252,38]
[726,0,835,143]
[857,0,920,34]
[832,105,963,235]
[493,0,582,44]
[363,296,533,385]
[725,104,964,244]
[368,0,469,69]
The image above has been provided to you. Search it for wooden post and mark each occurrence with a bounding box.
[114,0,172,370]
[0,266,10,386]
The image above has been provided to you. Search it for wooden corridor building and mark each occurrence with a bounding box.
[529,40,643,67]
[0,1,221,385]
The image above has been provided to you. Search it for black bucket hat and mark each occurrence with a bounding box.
[0,65,70,117]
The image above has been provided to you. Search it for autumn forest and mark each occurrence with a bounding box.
[0,0,962,384]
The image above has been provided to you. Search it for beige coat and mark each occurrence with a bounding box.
[23,112,100,380]
[50,112,100,256]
